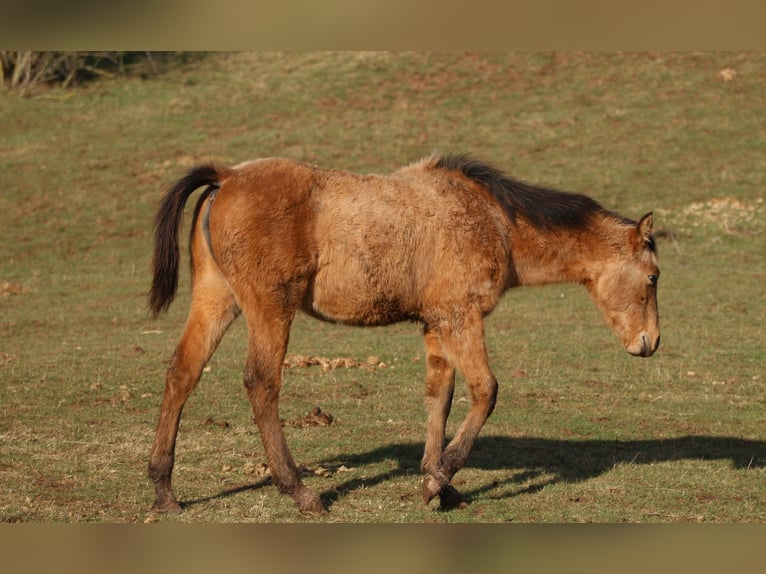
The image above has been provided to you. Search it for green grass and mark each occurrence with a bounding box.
[1,52,764,522]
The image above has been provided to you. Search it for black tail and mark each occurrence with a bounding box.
[149,164,229,316]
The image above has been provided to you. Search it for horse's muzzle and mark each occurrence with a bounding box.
[627,333,660,357]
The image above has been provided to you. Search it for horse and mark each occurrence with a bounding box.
[147,153,660,515]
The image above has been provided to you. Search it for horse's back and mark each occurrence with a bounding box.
[209,158,510,326]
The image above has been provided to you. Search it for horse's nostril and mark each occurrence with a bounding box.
[639,333,660,357]
[635,333,656,357]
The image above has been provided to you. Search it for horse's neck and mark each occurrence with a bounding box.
[509,219,613,287]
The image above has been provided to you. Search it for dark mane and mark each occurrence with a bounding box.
[433,153,613,230]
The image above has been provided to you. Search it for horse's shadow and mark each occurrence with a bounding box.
[316,435,765,508]
[184,434,765,510]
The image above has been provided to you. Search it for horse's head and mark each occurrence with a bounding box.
[587,213,660,357]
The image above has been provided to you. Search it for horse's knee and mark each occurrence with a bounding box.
[243,355,280,387]
[243,356,280,394]
[243,369,258,391]
[425,352,452,381]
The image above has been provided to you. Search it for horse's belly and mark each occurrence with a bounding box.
[303,263,416,327]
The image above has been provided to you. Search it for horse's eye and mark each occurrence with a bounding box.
[648,274,659,285]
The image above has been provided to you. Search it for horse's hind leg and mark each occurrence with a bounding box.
[148,276,239,513]
[240,289,325,515]
[420,326,457,505]
[427,310,498,510]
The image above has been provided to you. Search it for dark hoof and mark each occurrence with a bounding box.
[422,475,468,510]
[152,499,183,514]
[296,490,327,516]
[438,485,468,511]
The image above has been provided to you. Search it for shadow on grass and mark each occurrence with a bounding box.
[182,478,273,510]
[317,435,765,508]
[181,435,764,510]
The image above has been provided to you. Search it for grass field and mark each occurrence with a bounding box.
[1,52,764,523]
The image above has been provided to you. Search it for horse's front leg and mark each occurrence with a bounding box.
[426,312,498,510]
[420,326,457,506]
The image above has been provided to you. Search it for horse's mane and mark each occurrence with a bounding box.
[431,153,622,231]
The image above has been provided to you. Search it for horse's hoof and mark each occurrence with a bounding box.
[296,492,327,516]
[152,499,183,514]
[422,474,443,505]
[438,485,468,511]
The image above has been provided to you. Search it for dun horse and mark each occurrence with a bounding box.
[148,153,660,514]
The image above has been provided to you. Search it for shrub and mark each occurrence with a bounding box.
[0,51,153,96]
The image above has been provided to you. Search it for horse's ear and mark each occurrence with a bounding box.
[633,212,657,251]
[637,212,653,242]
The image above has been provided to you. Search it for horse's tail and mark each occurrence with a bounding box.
[149,164,233,317]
